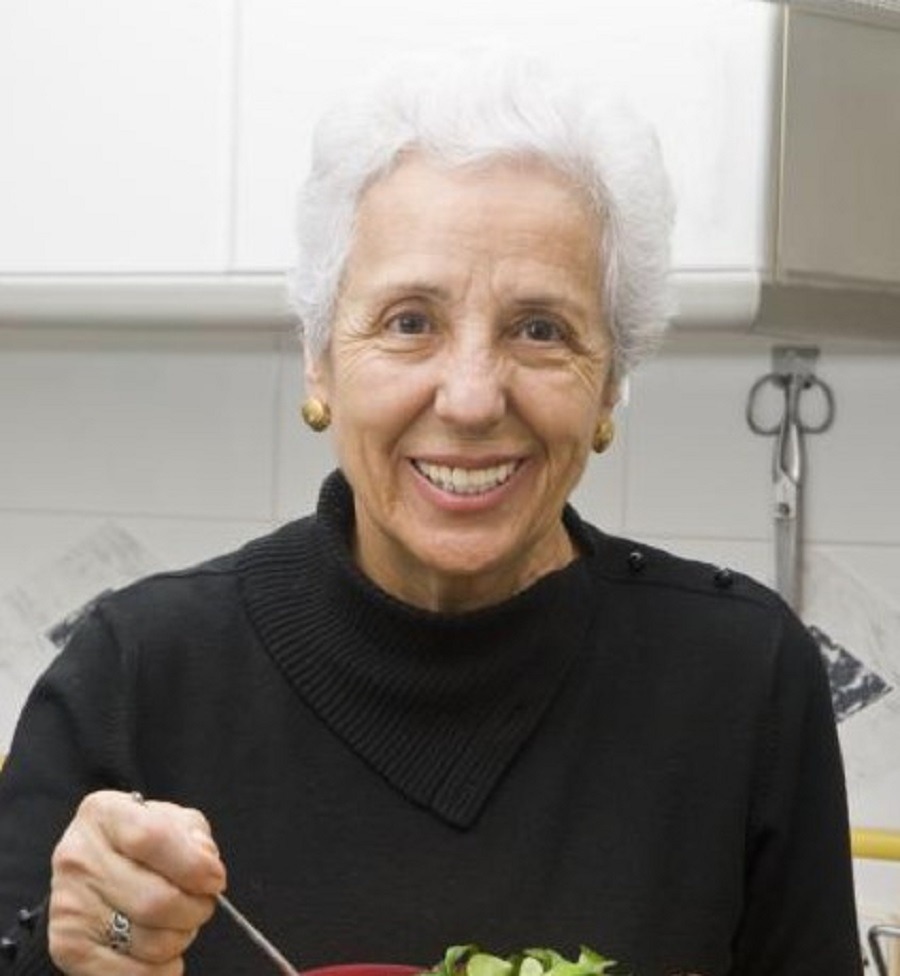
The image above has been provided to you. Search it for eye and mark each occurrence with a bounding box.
[517,316,566,343]
[385,311,432,336]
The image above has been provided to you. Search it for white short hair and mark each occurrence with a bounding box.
[288,48,675,379]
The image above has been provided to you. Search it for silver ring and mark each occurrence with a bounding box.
[106,910,132,953]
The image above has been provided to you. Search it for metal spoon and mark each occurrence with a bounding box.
[216,892,297,975]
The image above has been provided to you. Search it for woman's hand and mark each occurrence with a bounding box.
[47,790,226,974]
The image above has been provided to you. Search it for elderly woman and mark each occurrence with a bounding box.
[0,51,860,976]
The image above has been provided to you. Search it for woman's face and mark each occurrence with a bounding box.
[306,154,617,612]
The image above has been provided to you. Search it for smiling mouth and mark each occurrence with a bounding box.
[412,459,520,495]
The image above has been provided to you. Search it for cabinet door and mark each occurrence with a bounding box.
[234,0,779,277]
[778,8,900,288]
[0,0,233,272]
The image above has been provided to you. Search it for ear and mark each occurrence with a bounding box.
[599,373,624,416]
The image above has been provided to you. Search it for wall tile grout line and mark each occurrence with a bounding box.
[0,507,275,527]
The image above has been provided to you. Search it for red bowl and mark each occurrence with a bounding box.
[302,965,423,976]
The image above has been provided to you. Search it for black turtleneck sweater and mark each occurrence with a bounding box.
[0,472,860,975]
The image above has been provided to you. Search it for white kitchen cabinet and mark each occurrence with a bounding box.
[776,7,900,289]
[234,0,780,278]
[6,0,900,341]
[0,1,785,330]
[747,4,900,343]
[0,0,234,273]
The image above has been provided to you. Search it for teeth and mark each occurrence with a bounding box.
[414,460,518,495]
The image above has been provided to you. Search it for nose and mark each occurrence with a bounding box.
[433,334,507,433]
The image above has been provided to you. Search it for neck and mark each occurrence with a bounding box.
[353,522,579,614]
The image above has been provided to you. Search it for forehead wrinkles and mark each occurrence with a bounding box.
[337,155,605,323]
[346,214,601,311]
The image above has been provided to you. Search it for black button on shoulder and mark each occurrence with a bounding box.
[0,936,18,962]
[16,907,39,931]
[713,567,734,589]
[627,550,647,573]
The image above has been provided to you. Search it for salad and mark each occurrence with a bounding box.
[425,944,631,976]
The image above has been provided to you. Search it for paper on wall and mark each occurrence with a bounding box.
[0,523,162,751]
[804,549,900,793]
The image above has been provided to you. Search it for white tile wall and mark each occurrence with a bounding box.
[835,545,900,612]
[0,327,282,521]
[2,324,899,912]
[624,338,774,541]
[805,354,900,543]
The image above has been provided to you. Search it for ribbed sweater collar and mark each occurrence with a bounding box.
[239,470,599,828]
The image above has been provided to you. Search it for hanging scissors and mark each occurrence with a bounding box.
[746,347,835,611]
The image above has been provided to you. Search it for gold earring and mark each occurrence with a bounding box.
[592,417,615,454]
[301,397,331,432]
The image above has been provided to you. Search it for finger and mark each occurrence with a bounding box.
[50,868,209,972]
[49,890,189,976]
[104,856,218,934]
[88,791,226,896]
[100,910,201,967]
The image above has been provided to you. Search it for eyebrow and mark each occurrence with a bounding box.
[365,279,452,303]
[511,293,592,317]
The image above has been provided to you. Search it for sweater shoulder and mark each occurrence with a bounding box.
[573,518,811,672]
[579,519,783,614]
[87,516,315,630]
[575,523,827,731]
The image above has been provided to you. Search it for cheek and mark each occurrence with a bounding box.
[330,365,431,460]
[342,375,418,425]
[517,366,608,441]
[333,331,442,408]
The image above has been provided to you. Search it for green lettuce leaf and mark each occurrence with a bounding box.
[425,943,629,976]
